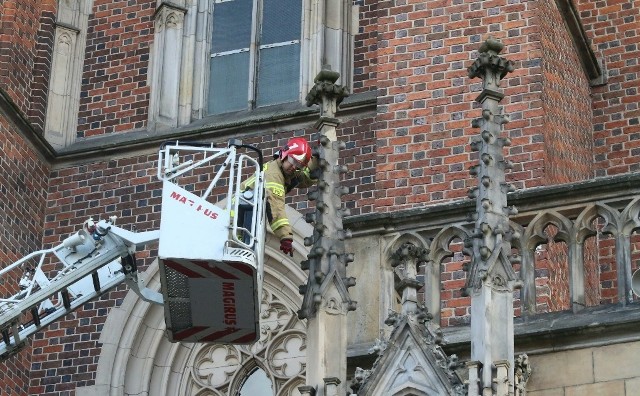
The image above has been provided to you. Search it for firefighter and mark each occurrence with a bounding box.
[241,137,318,256]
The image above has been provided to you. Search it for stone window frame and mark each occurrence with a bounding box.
[147,0,357,131]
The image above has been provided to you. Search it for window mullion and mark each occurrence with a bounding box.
[247,0,261,108]
[259,40,300,50]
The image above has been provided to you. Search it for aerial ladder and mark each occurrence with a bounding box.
[0,140,266,359]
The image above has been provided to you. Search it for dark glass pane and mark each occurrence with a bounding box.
[261,0,301,45]
[256,44,300,106]
[209,52,250,114]
[211,0,253,53]
[239,368,273,395]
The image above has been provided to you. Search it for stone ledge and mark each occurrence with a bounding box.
[345,172,640,235]
[442,303,640,357]
[346,303,640,362]
[55,90,377,162]
[1,85,376,165]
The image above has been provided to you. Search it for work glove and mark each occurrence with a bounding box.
[280,238,294,256]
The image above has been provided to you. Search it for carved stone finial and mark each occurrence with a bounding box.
[299,63,354,396]
[478,36,505,54]
[464,36,519,395]
[315,64,341,84]
[390,241,430,268]
[305,64,349,118]
[467,37,515,81]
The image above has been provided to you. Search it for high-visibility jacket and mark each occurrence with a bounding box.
[242,157,317,240]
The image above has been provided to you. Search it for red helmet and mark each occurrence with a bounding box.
[280,137,311,169]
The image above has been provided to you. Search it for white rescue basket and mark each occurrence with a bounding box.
[157,141,266,344]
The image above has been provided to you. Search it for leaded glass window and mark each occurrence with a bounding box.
[209,0,302,115]
[238,368,274,395]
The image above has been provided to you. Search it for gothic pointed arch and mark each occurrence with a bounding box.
[523,210,573,250]
[354,316,464,396]
[430,225,473,265]
[520,210,573,313]
[621,197,640,236]
[428,225,472,322]
[79,207,312,396]
[575,204,610,240]
[572,203,618,309]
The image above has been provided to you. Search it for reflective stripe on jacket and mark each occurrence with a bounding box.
[241,158,316,240]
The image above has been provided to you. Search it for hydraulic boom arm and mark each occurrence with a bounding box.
[0,140,266,358]
[0,218,159,359]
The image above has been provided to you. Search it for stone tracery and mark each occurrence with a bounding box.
[180,287,307,395]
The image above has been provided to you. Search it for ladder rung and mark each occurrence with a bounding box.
[30,307,40,327]
[1,329,9,346]
[92,272,101,292]
[61,290,71,309]
[10,323,20,344]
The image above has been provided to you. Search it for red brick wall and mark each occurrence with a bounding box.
[577,0,640,176]
[0,0,55,132]
[77,0,155,139]
[439,241,471,327]
[353,0,378,93]
[538,0,593,184]
[33,152,161,394]
[0,0,55,395]
[340,117,377,214]
[0,119,49,257]
[0,115,49,395]
[373,0,548,213]
[516,0,596,317]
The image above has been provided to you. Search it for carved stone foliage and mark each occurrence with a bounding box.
[305,66,349,118]
[180,288,306,395]
[467,37,516,83]
[514,354,532,396]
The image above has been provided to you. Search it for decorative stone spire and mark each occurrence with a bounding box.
[464,37,521,396]
[390,242,430,316]
[299,65,354,396]
[305,65,349,120]
[353,240,466,395]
